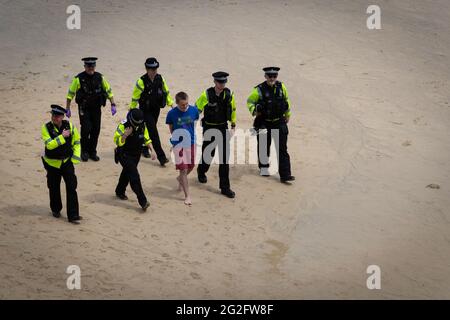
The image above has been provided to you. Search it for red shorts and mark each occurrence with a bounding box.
[174,144,196,170]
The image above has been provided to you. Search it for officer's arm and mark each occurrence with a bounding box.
[130,78,144,110]
[101,76,115,104]
[70,123,81,163]
[42,124,67,150]
[281,83,292,118]
[66,77,80,109]
[195,91,208,113]
[246,87,260,116]
[114,124,127,147]
[161,77,174,107]
[230,92,237,126]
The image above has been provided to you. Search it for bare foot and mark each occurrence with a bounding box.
[184,196,192,206]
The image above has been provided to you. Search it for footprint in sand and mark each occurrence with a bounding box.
[402,140,412,147]
[190,272,202,280]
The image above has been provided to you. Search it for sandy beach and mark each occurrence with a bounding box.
[0,0,449,299]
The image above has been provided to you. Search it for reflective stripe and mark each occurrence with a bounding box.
[135,81,144,91]
[68,90,75,94]
[45,138,52,145]
[117,127,124,136]
[132,98,139,102]
[256,87,263,100]
[55,136,62,146]
[74,140,81,145]
[115,136,121,145]
[72,155,81,161]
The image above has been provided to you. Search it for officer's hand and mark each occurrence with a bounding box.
[62,129,71,138]
[111,103,117,116]
[124,127,133,137]
[150,152,156,161]
[285,116,290,124]
[66,109,71,118]
[255,111,262,117]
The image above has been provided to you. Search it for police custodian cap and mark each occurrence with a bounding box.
[82,57,98,66]
[50,104,67,115]
[212,71,229,82]
[145,57,159,68]
[127,108,144,126]
[263,66,280,74]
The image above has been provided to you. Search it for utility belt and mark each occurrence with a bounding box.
[114,147,141,164]
[201,118,228,128]
[76,93,107,108]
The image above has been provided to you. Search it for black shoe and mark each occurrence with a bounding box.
[68,216,82,224]
[141,202,150,211]
[142,149,151,158]
[197,168,207,183]
[89,154,100,161]
[116,193,128,200]
[281,175,296,183]
[81,152,89,162]
[221,188,236,198]
[52,212,61,218]
[159,158,169,166]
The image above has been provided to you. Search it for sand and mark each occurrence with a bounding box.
[0,0,449,299]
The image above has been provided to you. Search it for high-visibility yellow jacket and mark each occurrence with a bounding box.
[129,75,174,109]
[113,121,152,147]
[66,74,114,101]
[246,82,292,120]
[41,121,81,168]
[195,89,237,126]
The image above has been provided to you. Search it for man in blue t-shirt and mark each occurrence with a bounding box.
[166,92,199,205]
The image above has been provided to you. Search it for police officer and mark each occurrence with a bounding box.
[66,57,117,162]
[129,57,174,166]
[196,71,236,198]
[41,105,82,224]
[114,108,156,211]
[247,67,295,183]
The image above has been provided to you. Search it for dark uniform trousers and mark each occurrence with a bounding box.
[198,124,231,190]
[79,104,102,156]
[42,158,79,220]
[256,119,291,179]
[115,153,147,207]
[142,107,166,162]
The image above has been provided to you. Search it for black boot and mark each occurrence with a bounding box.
[280,175,295,183]
[197,167,207,183]
[142,148,151,158]
[221,188,236,198]
[89,153,100,161]
[81,152,89,162]
[116,193,128,200]
[159,157,169,166]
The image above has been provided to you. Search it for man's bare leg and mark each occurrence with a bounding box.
[179,169,191,205]
[176,174,183,192]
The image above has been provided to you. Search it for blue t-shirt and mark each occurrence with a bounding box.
[166,105,199,147]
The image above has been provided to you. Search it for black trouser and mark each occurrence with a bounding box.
[115,153,147,207]
[256,119,291,179]
[198,124,230,190]
[42,158,79,220]
[142,107,167,162]
[79,104,102,156]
